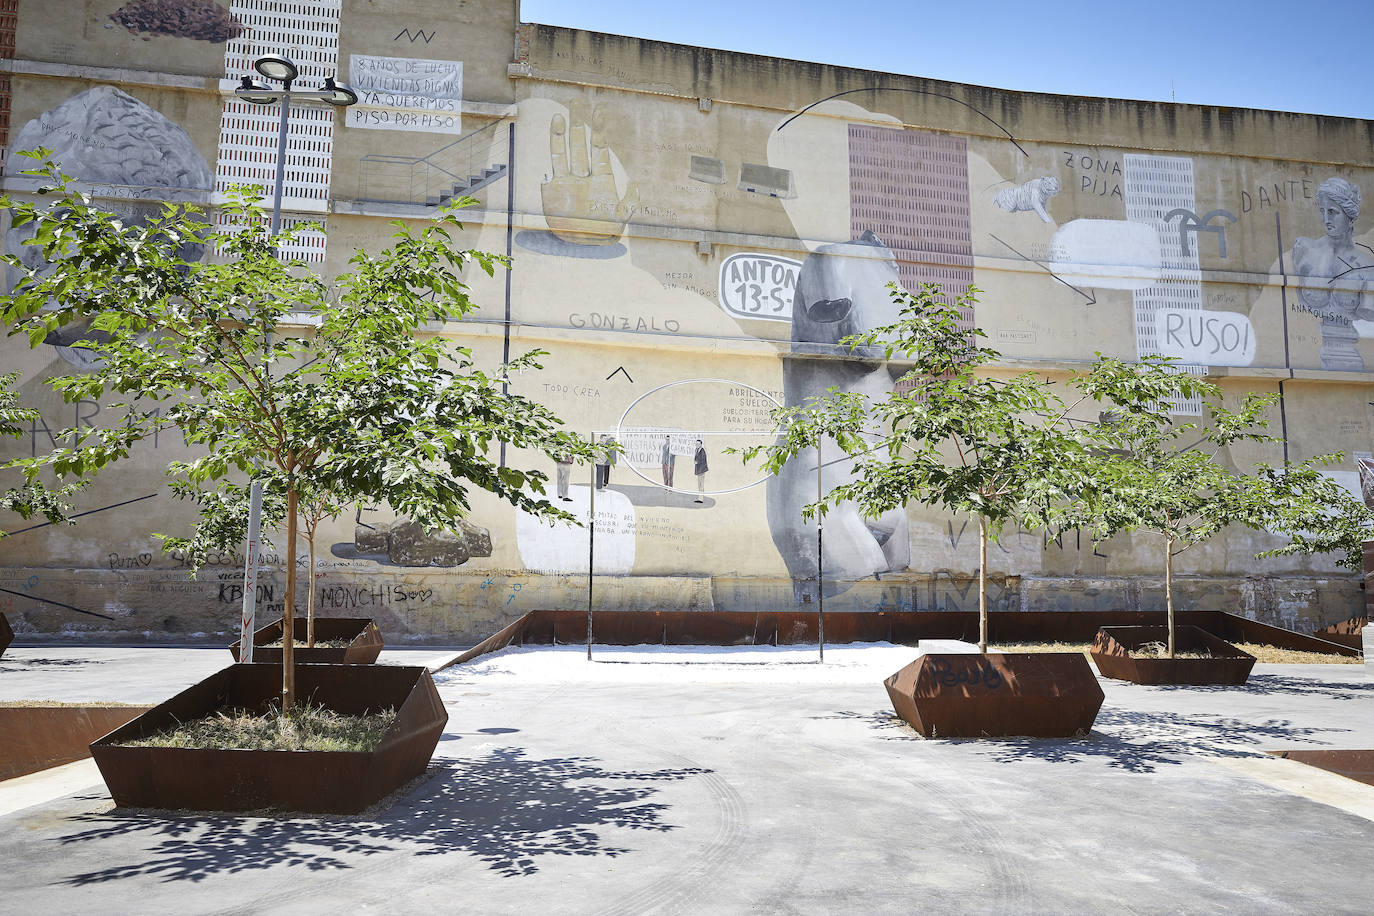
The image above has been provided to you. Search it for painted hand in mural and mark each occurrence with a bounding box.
[541,102,639,245]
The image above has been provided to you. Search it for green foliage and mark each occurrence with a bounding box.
[1070,354,1371,564]
[738,283,1094,649]
[1,369,80,532]
[1069,355,1373,651]
[1,150,595,707]
[0,152,594,562]
[742,284,1090,534]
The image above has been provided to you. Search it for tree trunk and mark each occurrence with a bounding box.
[282,486,298,714]
[306,529,316,649]
[1165,535,1175,659]
[978,515,988,653]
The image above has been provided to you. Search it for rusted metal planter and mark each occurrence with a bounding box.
[1090,626,1255,685]
[1,705,152,780]
[228,616,383,664]
[883,652,1104,738]
[90,663,447,813]
[1270,749,1374,788]
[0,612,12,658]
[1312,617,1366,652]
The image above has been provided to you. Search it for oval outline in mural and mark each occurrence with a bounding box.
[614,378,782,497]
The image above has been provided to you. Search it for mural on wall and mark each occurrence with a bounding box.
[517,101,638,259]
[718,253,800,323]
[1292,177,1373,370]
[109,0,246,43]
[5,5,1374,637]
[849,125,975,329]
[4,86,213,368]
[994,175,1060,223]
[334,514,492,568]
[768,232,911,591]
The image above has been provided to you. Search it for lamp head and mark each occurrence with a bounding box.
[235,75,280,105]
[254,54,299,83]
[322,76,359,107]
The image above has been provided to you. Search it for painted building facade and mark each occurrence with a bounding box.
[3,0,1373,643]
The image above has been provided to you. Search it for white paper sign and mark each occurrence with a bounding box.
[1153,308,1256,367]
[348,55,462,134]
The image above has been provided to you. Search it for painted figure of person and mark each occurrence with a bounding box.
[661,436,675,489]
[595,434,617,489]
[693,439,708,503]
[1293,176,1374,370]
[556,453,573,501]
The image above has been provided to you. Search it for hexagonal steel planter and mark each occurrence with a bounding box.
[1,704,152,780]
[1090,626,1255,686]
[229,616,383,664]
[0,612,12,658]
[90,663,447,813]
[883,652,1104,738]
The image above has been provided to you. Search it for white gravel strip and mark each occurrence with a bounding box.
[433,642,933,685]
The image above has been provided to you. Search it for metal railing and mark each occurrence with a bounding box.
[358,119,509,207]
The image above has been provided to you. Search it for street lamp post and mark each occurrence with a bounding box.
[234,53,359,235]
[234,54,357,664]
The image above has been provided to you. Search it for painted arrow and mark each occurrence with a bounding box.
[989,234,1097,305]
[605,367,634,382]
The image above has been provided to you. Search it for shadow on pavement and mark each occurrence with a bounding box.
[816,707,1351,775]
[1148,674,1371,701]
[0,657,105,673]
[55,747,710,884]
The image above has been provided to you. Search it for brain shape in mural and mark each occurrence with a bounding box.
[6,87,214,366]
[10,86,213,190]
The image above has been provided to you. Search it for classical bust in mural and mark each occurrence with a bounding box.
[1292,176,1374,371]
[4,86,213,367]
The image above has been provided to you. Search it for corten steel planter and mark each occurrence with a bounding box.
[883,652,1104,739]
[1090,626,1256,685]
[439,609,1357,672]
[1,705,152,780]
[1312,617,1366,652]
[90,663,447,813]
[0,612,12,658]
[1270,749,1374,788]
[228,616,383,664]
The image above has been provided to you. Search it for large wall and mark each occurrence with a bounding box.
[2,0,1371,643]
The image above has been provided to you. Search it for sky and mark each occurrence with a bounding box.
[520,1,1374,120]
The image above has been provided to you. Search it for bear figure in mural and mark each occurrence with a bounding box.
[767,230,911,595]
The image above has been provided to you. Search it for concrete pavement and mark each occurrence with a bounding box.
[1,645,1372,914]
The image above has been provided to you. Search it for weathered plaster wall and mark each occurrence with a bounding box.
[3,0,1372,643]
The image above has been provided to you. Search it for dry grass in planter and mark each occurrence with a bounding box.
[120,701,397,753]
[1130,640,1214,659]
[1231,643,1360,664]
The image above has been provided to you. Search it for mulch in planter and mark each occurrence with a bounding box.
[1091,625,1256,686]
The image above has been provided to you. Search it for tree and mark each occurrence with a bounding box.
[739,283,1092,651]
[1070,355,1373,656]
[1,369,78,533]
[1,152,594,709]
